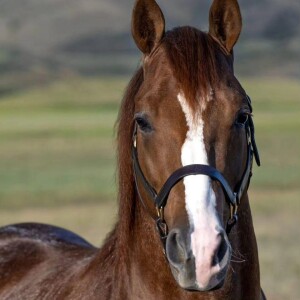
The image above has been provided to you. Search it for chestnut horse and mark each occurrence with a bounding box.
[0,0,266,299]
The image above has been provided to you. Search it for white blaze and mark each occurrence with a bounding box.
[177,92,221,288]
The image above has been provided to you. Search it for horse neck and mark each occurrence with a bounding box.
[116,194,182,297]
[90,190,173,283]
[228,192,261,297]
[230,192,259,254]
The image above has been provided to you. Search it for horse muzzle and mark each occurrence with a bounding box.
[165,227,232,291]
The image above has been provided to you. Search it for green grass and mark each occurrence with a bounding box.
[0,77,128,208]
[0,76,299,299]
[237,78,300,300]
[242,79,300,192]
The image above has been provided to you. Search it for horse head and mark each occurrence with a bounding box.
[130,0,259,292]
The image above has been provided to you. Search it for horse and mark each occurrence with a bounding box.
[0,0,266,299]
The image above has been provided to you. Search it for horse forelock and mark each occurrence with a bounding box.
[163,27,220,115]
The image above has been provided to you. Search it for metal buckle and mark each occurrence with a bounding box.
[230,193,239,219]
[230,203,239,220]
[156,206,168,253]
[133,123,137,148]
[226,203,239,234]
[226,192,239,234]
[156,206,164,221]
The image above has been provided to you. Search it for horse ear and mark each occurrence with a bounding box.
[131,0,165,55]
[209,0,242,53]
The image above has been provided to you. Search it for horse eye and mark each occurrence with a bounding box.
[235,113,249,127]
[135,117,152,132]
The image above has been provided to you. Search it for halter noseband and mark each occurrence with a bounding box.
[132,96,260,244]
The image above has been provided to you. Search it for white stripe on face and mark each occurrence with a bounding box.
[177,92,222,288]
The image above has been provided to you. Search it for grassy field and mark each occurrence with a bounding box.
[0,77,299,299]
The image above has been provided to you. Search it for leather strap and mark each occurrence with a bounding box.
[234,133,253,205]
[155,164,236,209]
[246,95,260,166]
[132,146,157,200]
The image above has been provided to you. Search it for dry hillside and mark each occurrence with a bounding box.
[0,0,299,88]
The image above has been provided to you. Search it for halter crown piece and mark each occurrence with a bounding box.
[132,95,260,248]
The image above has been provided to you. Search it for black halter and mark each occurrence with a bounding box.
[132,96,260,243]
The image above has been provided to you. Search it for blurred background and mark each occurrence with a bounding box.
[0,0,299,299]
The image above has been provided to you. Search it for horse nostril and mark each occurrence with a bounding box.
[213,232,228,267]
[166,229,188,267]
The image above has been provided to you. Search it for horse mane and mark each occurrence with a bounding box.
[116,67,143,244]
[115,27,220,244]
[89,68,143,290]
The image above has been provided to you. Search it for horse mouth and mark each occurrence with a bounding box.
[168,258,230,292]
[166,227,232,292]
[184,278,225,292]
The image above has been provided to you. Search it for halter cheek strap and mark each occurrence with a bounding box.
[132,96,260,241]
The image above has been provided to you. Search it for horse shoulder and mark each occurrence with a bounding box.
[0,223,124,299]
[0,223,97,298]
[0,223,95,249]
